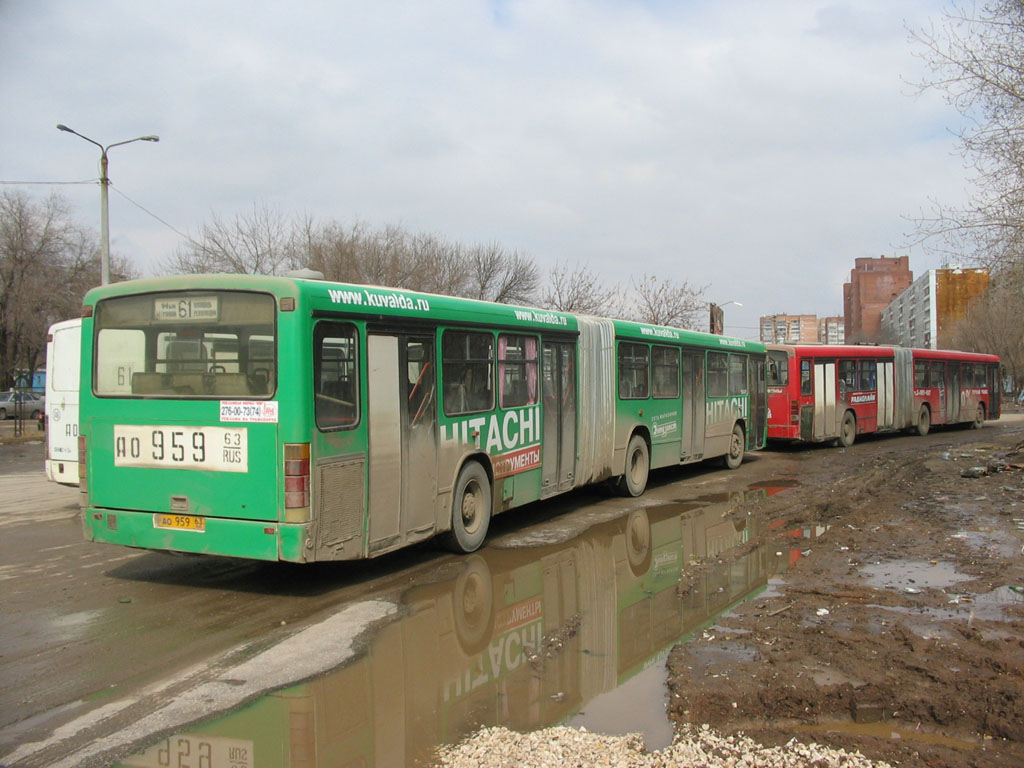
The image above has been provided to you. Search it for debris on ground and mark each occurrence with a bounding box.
[435,724,893,768]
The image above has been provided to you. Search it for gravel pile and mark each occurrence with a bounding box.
[434,724,892,767]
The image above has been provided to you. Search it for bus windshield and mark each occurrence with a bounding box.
[93,290,276,399]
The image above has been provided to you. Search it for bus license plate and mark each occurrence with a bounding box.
[113,425,248,472]
[154,513,206,532]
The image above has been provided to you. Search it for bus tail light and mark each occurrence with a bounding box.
[284,443,310,522]
[790,399,799,424]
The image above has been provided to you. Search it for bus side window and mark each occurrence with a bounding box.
[800,360,812,397]
[315,322,359,430]
[442,330,494,415]
[857,360,876,391]
[406,341,436,426]
[708,352,729,398]
[618,342,650,399]
[652,345,680,399]
[498,334,538,408]
[838,360,856,392]
[931,361,946,390]
[728,354,748,396]
[914,360,928,388]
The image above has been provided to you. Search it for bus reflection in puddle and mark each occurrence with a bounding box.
[118,492,821,768]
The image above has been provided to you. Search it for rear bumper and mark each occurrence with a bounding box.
[767,424,800,441]
[82,507,309,562]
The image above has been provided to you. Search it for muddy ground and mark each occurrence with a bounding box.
[665,423,1024,768]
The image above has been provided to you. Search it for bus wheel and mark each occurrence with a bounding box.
[971,404,985,429]
[915,405,931,436]
[723,423,745,470]
[620,434,649,497]
[838,411,856,447]
[445,462,491,554]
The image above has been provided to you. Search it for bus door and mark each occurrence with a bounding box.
[541,340,576,497]
[947,362,961,422]
[680,351,705,460]
[749,357,766,449]
[813,361,837,441]
[367,333,438,551]
[878,360,895,429]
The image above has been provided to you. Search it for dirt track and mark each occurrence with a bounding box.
[666,419,1024,768]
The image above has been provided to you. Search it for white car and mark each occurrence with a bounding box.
[0,390,45,420]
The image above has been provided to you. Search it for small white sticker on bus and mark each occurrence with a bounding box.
[219,400,279,423]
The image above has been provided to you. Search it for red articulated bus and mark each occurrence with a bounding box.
[766,344,1001,446]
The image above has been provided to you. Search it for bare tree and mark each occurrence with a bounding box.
[410,231,471,297]
[164,202,299,275]
[0,192,102,388]
[623,273,708,329]
[172,206,542,305]
[909,1,1024,270]
[538,260,621,315]
[302,220,468,294]
[464,243,540,304]
[948,264,1024,391]
[301,218,370,282]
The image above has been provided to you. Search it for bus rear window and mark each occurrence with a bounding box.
[93,291,276,398]
[766,351,789,386]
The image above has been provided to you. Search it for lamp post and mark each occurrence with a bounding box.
[708,300,742,335]
[57,124,159,285]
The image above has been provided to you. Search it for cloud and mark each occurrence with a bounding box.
[0,0,968,335]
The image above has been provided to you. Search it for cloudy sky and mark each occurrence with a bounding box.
[0,0,968,338]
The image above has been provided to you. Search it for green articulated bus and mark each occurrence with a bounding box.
[79,274,767,563]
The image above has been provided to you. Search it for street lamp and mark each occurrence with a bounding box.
[57,124,159,285]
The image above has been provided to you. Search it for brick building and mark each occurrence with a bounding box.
[817,316,845,345]
[759,314,819,344]
[843,255,913,343]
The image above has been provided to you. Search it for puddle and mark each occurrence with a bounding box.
[867,584,1023,635]
[951,526,1023,558]
[117,498,818,767]
[747,479,801,491]
[859,560,972,592]
[568,653,675,750]
[797,720,978,750]
[691,480,800,507]
[973,584,1024,616]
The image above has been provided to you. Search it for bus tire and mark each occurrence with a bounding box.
[915,405,931,437]
[971,404,985,429]
[838,411,856,448]
[619,434,650,497]
[723,423,745,470]
[444,462,491,554]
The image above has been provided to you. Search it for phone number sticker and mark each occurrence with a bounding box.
[114,425,248,472]
[220,400,279,423]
